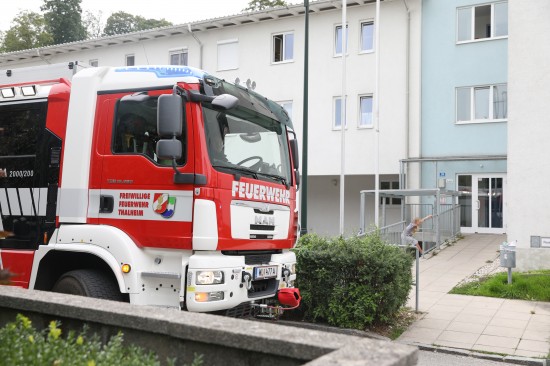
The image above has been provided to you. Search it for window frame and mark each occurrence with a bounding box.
[358,94,374,129]
[455,83,508,124]
[333,96,347,130]
[217,38,239,71]
[169,48,189,66]
[272,31,295,64]
[112,95,186,166]
[380,181,401,206]
[334,24,349,57]
[359,20,375,54]
[125,54,135,66]
[456,1,508,44]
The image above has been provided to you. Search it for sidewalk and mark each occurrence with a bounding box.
[397,234,550,359]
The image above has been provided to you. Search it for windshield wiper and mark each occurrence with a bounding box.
[256,171,288,188]
[213,165,258,179]
[213,164,288,188]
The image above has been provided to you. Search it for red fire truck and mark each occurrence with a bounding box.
[0,62,300,314]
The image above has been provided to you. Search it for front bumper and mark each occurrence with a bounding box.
[185,250,297,312]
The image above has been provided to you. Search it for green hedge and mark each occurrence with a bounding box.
[0,314,202,366]
[294,233,413,329]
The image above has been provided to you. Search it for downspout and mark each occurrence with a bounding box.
[37,49,51,64]
[403,0,410,189]
[188,24,203,69]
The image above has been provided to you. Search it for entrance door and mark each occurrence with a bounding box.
[458,174,506,234]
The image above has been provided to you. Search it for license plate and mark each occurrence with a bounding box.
[254,265,278,280]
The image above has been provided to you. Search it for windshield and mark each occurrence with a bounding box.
[203,104,291,185]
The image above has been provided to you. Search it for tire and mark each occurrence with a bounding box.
[52,269,124,301]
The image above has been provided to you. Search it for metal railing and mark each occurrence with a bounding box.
[359,204,461,252]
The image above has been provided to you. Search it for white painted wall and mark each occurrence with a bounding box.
[508,0,550,270]
[1,0,421,236]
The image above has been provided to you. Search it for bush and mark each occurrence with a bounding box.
[294,233,413,329]
[0,314,203,366]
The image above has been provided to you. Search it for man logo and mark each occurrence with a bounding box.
[255,215,275,226]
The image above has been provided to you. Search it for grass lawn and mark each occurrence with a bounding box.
[450,270,550,301]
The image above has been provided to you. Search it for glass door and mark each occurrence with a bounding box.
[458,174,506,234]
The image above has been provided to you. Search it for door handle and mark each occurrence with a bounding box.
[100,195,114,213]
[476,200,480,210]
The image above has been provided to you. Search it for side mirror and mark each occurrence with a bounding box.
[290,139,299,170]
[158,94,183,137]
[211,94,238,110]
[156,139,182,160]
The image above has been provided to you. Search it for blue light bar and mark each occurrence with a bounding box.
[114,66,206,79]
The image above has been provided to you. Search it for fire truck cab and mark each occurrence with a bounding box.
[0,62,300,313]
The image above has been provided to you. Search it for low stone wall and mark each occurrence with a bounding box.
[0,286,418,365]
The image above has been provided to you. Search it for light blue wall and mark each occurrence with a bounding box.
[421,0,508,158]
[419,0,508,191]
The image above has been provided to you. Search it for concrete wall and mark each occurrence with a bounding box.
[507,0,550,270]
[0,286,418,365]
[307,174,403,235]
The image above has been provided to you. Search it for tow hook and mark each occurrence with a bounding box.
[242,271,252,290]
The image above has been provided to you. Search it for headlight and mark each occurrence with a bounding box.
[196,271,224,285]
[290,263,296,274]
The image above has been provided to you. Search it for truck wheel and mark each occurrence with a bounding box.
[52,269,124,301]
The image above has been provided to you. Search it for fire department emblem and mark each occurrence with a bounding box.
[153,193,176,218]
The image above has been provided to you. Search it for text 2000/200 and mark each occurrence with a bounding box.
[9,170,34,178]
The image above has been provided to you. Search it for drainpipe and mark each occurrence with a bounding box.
[188,24,203,69]
[403,0,410,165]
[37,49,51,64]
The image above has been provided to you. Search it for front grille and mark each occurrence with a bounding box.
[244,254,271,265]
[250,224,275,231]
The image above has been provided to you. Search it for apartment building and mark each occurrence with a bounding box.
[0,0,421,236]
[419,1,508,235]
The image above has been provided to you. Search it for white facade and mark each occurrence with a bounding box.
[508,0,550,270]
[0,0,421,236]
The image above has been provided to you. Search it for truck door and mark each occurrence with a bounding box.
[91,91,194,249]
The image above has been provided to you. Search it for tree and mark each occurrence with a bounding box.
[41,0,87,44]
[103,11,172,36]
[103,11,135,36]
[243,0,288,12]
[134,16,172,31]
[83,10,105,39]
[0,11,53,52]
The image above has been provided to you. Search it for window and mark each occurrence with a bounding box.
[457,2,508,42]
[169,49,188,66]
[202,105,292,184]
[333,97,347,129]
[113,96,185,165]
[125,54,135,66]
[89,59,98,67]
[0,101,46,157]
[358,95,373,128]
[217,39,239,71]
[273,32,294,63]
[456,84,507,123]
[279,101,293,120]
[380,181,401,205]
[360,21,374,52]
[335,24,349,55]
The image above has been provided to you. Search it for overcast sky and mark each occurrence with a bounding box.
[0,0,276,32]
